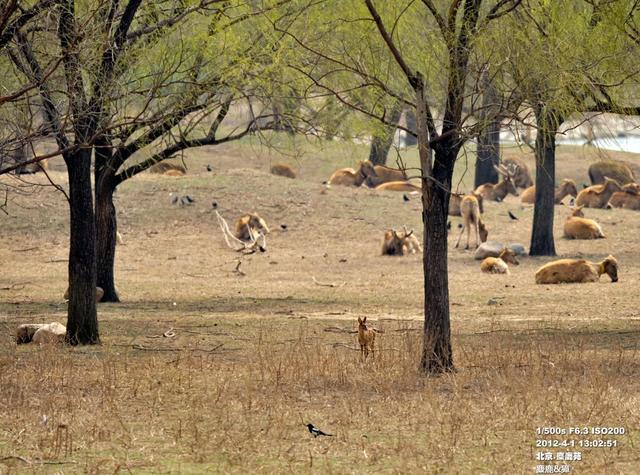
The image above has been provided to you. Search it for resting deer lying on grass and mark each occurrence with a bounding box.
[563,206,605,240]
[216,211,267,253]
[375,181,422,192]
[520,179,578,205]
[576,176,622,208]
[608,182,640,210]
[235,213,270,242]
[357,317,377,360]
[454,195,488,249]
[381,227,422,255]
[480,248,520,274]
[327,167,360,186]
[535,255,619,284]
[474,164,519,201]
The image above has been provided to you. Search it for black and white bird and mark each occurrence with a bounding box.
[206,164,213,172]
[403,193,410,202]
[306,423,333,438]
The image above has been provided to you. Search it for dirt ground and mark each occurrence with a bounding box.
[0,137,639,473]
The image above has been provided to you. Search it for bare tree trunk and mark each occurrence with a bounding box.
[530,105,561,256]
[368,104,402,166]
[474,68,500,188]
[95,184,119,302]
[94,138,120,302]
[415,80,454,374]
[65,149,99,344]
[421,154,454,373]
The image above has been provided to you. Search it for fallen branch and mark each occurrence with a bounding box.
[312,277,345,288]
[324,326,357,334]
[0,282,30,291]
[11,246,38,252]
[233,260,246,276]
[124,343,225,353]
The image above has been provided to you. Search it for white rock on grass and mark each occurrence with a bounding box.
[474,241,526,260]
[32,322,66,344]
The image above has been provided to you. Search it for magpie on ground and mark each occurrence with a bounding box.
[306,423,333,438]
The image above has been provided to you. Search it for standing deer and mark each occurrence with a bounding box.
[357,317,376,360]
[454,195,488,249]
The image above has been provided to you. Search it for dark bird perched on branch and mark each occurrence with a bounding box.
[306,423,333,438]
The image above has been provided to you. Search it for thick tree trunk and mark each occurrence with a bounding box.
[421,152,455,373]
[95,140,120,302]
[474,69,500,188]
[65,150,99,344]
[368,105,402,166]
[530,105,560,256]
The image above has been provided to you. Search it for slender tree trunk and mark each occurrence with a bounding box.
[65,149,99,344]
[415,80,454,374]
[94,140,120,302]
[474,68,500,188]
[368,105,402,166]
[530,105,561,256]
[95,180,119,302]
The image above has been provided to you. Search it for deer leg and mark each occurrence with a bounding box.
[465,221,471,249]
[454,223,465,248]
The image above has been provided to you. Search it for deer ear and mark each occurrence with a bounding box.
[358,317,362,324]
[363,316,367,323]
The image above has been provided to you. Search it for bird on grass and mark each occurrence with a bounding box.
[306,423,333,438]
[508,211,518,220]
[403,193,410,202]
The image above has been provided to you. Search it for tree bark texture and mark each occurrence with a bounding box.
[368,105,403,165]
[474,68,500,187]
[530,105,560,256]
[415,81,455,374]
[65,149,99,344]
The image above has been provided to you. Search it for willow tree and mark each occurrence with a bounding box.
[276,0,523,373]
[486,0,640,256]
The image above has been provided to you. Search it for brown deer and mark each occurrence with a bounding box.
[270,163,296,178]
[381,227,422,255]
[503,157,533,188]
[520,179,578,205]
[149,162,186,176]
[563,206,605,239]
[608,182,640,210]
[454,195,488,249]
[357,317,376,360]
[449,192,484,216]
[327,168,360,186]
[480,248,520,274]
[234,213,270,242]
[375,181,422,192]
[358,160,408,188]
[535,255,619,284]
[588,161,635,185]
[576,177,623,208]
[475,165,519,201]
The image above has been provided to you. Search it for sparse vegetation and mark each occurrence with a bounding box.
[1,140,639,472]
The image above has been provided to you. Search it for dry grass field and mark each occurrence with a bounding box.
[1,136,639,473]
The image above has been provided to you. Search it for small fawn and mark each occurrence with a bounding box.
[357,316,376,360]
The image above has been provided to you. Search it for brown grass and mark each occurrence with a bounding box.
[1,137,639,473]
